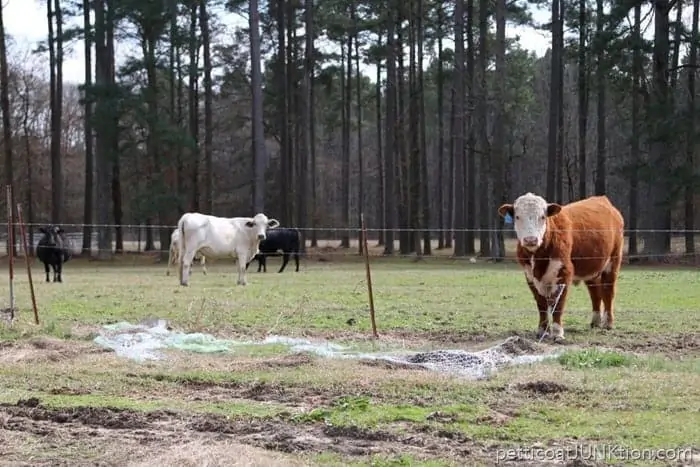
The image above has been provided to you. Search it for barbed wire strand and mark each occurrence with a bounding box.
[3,222,700,234]
[0,248,697,262]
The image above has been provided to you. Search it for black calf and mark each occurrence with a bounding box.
[36,225,72,283]
[246,228,301,273]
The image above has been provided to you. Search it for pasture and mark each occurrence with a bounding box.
[0,246,698,466]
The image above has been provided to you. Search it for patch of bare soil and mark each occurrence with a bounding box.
[0,398,498,465]
[590,332,700,357]
[0,337,110,364]
[515,381,569,395]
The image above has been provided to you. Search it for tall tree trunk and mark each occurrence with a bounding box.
[418,0,430,255]
[464,0,476,255]
[453,0,467,257]
[629,2,642,258]
[107,5,122,253]
[250,0,266,212]
[383,3,397,256]
[298,0,313,253]
[477,0,490,256]
[577,0,588,199]
[94,0,112,259]
[546,0,561,201]
[200,0,213,213]
[276,0,289,222]
[0,2,13,255]
[492,0,507,260]
[408,0,421,255]
[48,0,64,224]
[375,37,384,247]
[21,79,34,254]
[341,36,351,248]
[82,0,94,255]
[188,4,200,212]
[436,4,445,250]
[446,86,455,250]
[396,4,410,255]
[556,0,565,202]
[353,2,364,255]
[685,0,698,254]
[645,0,672,256]
[594,0,606,195]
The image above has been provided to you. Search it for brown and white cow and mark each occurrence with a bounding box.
[498,193,624,341]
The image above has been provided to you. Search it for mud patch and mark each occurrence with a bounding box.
[0,398,494,464]
[515,381,569,395]
[608,332,700,356]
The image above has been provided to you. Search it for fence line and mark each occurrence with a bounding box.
[0,246,697,263]
[3,222,700,234]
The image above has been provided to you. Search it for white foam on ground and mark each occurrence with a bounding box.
[93,320,558,379]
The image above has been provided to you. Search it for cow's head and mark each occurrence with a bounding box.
[39,225,65,248]
[245,213,280,241]
[498,193,562,251]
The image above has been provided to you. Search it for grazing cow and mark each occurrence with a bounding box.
[177,212,280,286]
[166,228,207,277]
[36,225,72,283]
[497,193,624,341]
[246,228,301,273]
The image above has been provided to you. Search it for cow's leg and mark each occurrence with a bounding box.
[257,254,263,273]
[200,256,207,275]
[44,262,50,282]
[586,277,604,328]
[236,250,249,285]
[56,259,63,283]
[527,281,550,338]
[166,246,175,276]
[180,250,196,286]
[600,253,622,330]
[279,251,290,273]
[550,285,571,341]
[294,250,300,272]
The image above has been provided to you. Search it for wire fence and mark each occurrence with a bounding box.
[0,223,697,265]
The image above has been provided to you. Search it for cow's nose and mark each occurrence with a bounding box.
[522,236,538,246]
[257,234,265,240]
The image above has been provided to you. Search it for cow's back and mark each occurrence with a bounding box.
[182,213,244,257]
[560,196,624,273]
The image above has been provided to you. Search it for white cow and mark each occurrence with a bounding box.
[177,212,280,286]
[166,228,207,277]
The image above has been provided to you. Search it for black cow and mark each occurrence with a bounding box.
[246,228,301,273]
[36,225,72,283]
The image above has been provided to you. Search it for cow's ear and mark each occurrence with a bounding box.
[245,220,255,228]
[57,227,65,234]
[497,204,514,219]
[267,219,280,229]
[546,203,562,217]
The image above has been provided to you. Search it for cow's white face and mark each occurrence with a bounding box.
[245,213,280,241]
[498,193,562,251]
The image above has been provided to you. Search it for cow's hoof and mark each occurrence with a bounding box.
[180,282,189,287]
[552,335,566,344]
[237,281,247,286]
[536,328,549,340]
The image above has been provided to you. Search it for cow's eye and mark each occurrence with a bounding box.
[515,215,519,220]
[540,215,546,221]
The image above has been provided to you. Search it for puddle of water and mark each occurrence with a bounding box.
[93,319,558,379]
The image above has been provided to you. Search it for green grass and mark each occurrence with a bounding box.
[0,257,698,466]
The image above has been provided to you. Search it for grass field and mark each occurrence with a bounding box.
[0,252,698,466]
